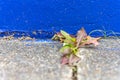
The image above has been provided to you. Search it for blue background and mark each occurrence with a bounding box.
[0,0,120,38]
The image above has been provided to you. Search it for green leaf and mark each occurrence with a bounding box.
[63,43,74,47]
[60,45,71,54]
[60,45,71,52]
[64,39,75,46]
[60,30,76,42]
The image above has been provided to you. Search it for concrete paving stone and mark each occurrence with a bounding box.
[77,39,120,80]
[0,40,72,80]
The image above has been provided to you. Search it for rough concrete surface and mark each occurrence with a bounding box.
[0,38,120,80]
[0,40,72,80]
[77,39,120,80]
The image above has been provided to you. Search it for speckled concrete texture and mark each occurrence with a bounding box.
[0,39,120,80]
[77,39,120,80]
[0,40,72,80]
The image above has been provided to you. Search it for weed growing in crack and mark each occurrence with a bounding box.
[52,27,101,65]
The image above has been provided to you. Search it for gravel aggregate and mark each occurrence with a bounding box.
[0,40,72,80]
[77,39,120,80]
[0,38,120,80]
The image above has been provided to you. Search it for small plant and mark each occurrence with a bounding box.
[52,27,101,65]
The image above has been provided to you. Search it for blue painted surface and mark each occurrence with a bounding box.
[0,0,120,38]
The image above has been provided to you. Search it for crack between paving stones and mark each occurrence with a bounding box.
[72,66,78,80]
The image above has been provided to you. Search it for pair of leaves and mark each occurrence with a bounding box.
[61,54,80,65]
[76,27,101,48]
[52,27,101,65]
[60,45,80,65]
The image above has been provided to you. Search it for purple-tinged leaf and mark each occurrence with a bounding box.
[61,55,69,65]
[69,54,81,65]
[76,27,87,48]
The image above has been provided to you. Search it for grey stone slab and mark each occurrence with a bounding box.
[0,40,72,80]
[77,39,120,80]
